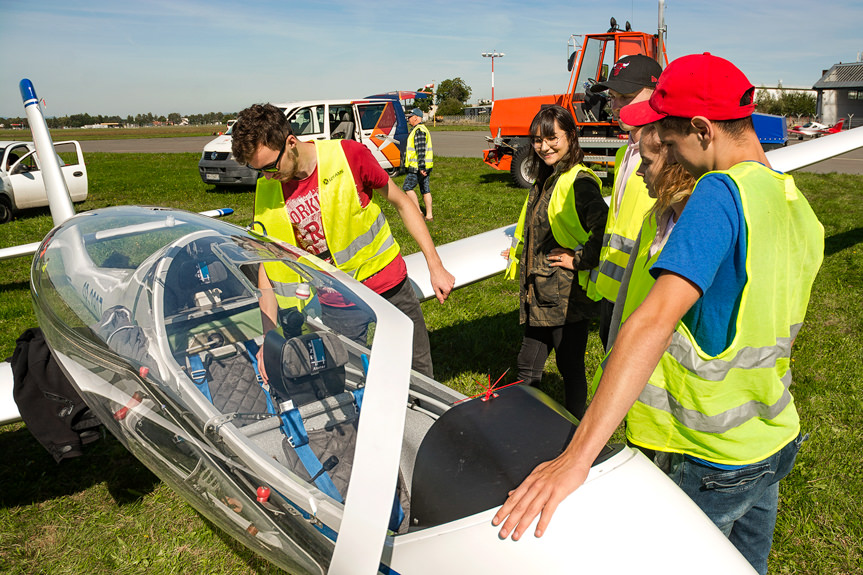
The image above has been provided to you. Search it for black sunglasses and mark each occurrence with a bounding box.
[247,140,285,173]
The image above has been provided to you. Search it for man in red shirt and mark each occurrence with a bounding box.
[232,104,454,377]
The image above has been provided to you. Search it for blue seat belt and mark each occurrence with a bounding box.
[187,354,213,402]
[352,386,365,411]
[280,409,344,502]
[242,340,277,415]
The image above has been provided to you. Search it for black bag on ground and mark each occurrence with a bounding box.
[10,327,102,462]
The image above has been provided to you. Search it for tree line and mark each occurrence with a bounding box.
[755,88,816,118]
[0,111,237,129]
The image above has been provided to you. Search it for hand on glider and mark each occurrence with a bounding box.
[492,452,590,540]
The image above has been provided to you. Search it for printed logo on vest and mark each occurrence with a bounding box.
[322,169,344,186]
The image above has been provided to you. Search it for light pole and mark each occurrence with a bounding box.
[481,51,505,103]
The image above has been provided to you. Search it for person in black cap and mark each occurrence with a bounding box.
[403,108,434,221]
[584,54,662,351]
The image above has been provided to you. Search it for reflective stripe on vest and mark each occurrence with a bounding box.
[625,163,824,465]
[589,145,655,302]
[505,163,601,295]
[253,140,400,284]
[405,124,433,169]
[591,214,658,393]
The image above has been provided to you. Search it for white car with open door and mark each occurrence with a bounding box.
[198,98,408,186]
[0,140,87,223]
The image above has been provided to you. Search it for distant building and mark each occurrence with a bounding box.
[463,104,492,119]
[813,58,863,127]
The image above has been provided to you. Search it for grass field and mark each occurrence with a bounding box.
[0,152,861,574]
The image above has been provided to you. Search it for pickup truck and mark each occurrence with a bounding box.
[198,98,409,186]
[0,140,88,223]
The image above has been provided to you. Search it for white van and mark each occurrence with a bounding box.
[198,98,409,186]
[0,140,88,223]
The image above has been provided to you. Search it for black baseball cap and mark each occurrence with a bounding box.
[589,54,662,94]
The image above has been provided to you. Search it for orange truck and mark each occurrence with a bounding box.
[483,4,668,187]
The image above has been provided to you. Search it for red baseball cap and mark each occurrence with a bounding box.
[620,53,755,127]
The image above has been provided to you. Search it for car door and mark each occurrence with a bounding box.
[6,144,45,210]
[354,101,403,172]
[287,105,326,141]
[55,141,88,202]
[7,141,87,209]
[328,103,356,142]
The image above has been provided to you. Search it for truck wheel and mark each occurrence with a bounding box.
[0,196,12,224]
[386,166,401,178]
[510,146,535,189]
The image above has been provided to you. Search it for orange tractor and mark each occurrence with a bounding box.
[483,5,669,187]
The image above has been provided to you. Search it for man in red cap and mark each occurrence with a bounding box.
[494,53,824,575]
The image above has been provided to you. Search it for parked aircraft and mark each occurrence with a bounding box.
[3,79,863,574]
[789,118,845,139]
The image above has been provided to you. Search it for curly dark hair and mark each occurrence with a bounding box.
[525,105,585,188]
[231,104,292,164]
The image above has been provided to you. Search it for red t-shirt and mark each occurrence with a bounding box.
[280,140,406,295]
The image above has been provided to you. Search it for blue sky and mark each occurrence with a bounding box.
[1,0,861,118]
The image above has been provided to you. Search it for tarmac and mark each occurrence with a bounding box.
[79,131,863,175]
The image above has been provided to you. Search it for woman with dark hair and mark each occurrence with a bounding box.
[505,105,608,418]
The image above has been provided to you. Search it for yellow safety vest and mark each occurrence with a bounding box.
[624,163,824,465]
[505,164,602,296]
[588,144,655,302]
[253,140,401,307]
[405,124,434,170]
[591,214,658,392]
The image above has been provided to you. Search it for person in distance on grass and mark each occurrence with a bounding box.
[232,103,455,378]
[504,105,608,419]
[494,53,824,575]
[586,54,662,351]
[403,108,435,221]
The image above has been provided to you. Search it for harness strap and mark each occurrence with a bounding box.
[187,354,212,402]
[280,409,344,502]
[242,340,277,415]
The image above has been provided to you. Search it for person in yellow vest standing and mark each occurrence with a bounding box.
[586,54,662,350]
[494,54,823,575]
[231,104,455,378]
[403,108,434,221]
[504,105,608,419]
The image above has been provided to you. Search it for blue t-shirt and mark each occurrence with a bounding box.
[650,171,749,357]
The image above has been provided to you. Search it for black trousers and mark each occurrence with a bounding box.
[320,277,433,378]
[516,320,591,419]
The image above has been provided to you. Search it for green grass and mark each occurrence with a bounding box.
[0,155,861,574]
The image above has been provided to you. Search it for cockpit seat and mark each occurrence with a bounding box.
[263,329,407,531]
[181,333,274,424]
[162,238,248,317]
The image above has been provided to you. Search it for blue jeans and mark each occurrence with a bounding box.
[660,433,805,574]
[402,170,431,195]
